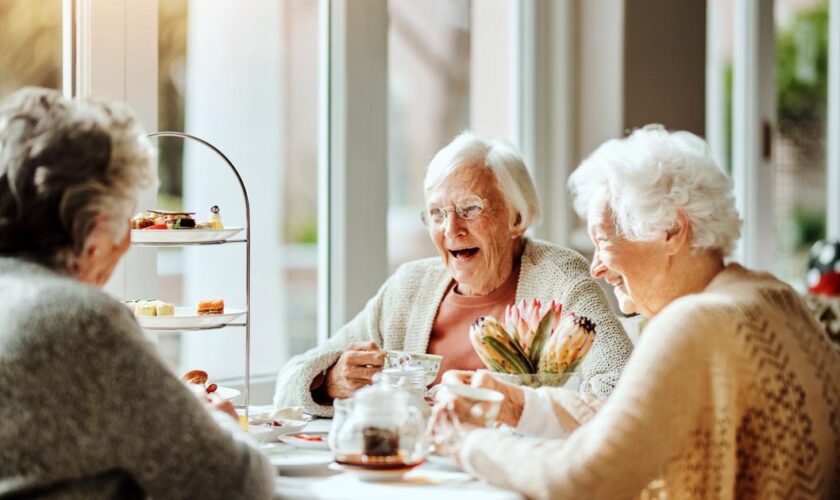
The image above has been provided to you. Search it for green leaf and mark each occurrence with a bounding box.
[529,312,554,368]
[483,336,532,374]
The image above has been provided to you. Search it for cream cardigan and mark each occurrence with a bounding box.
[459,264,840,499]
[274,238,634,416]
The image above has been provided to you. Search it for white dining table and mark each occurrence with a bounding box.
[266,418,523,500]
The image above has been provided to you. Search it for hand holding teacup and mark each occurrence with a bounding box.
[428,372,507,460]
[324,341,386,400]
[440,369,526,427]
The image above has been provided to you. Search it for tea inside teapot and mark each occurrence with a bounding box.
[329,373,429,468]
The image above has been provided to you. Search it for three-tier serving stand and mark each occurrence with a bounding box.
[132,131,251,416]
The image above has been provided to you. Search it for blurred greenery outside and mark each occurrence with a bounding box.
[775,2,828,284]
[0,0,61,97]
[720,1,828,283]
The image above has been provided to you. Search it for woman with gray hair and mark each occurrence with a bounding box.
[274,131,633,416]
[430,125,840,499]
[0,88,273,499]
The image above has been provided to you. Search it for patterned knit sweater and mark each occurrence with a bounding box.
[459,264,840,499]
[0,257,274,499]
[274,238,634,416]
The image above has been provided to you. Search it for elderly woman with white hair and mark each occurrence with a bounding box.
[0,88,273,499]
[430,125,840,499]
[274,132,633,415]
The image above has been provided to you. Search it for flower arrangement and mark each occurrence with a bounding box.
[469,299,596,382]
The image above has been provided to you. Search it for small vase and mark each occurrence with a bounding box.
[481,370,578,389]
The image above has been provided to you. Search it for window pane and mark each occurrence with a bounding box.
[0,0,62,98]
[774,0,828,285]
[707,0,736,175]
[154,0,320,387]
[387,0,471,272]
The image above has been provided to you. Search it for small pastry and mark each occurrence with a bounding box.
[209,205,224,229]
[155,301,175,317]
[131,212,155,229]
[134,300,158,316]
[181,369,209,385]
[173,216,196,229]
[197,299,225,315]
[146,210,196,229]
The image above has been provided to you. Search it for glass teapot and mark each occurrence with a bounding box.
[329,375,428,468]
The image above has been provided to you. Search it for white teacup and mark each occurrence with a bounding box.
[440,383,504,428]
[384,351,443,385]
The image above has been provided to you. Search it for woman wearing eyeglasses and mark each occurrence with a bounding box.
[274,132,633,416]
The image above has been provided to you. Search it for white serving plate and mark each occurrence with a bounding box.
[131,227,243,244]
[136,307,245,330]
[214,386,241,401]
[263,445,334,471]
[278,432,330,450]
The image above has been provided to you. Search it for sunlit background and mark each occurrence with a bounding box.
[0,0,836,401]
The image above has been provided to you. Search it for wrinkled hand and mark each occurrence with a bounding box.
[427,396,480,463]
[325,342,385,400]
[208,399,239,422]
[439,370,526,427]
[468,371,525,427]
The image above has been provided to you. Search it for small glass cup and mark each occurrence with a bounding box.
[329,398,353,454]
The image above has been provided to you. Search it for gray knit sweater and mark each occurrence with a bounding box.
[0,257,274,499]
[274,238,634,417]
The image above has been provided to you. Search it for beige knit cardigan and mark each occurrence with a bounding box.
[274,238,634,416]
[459,264,840,500]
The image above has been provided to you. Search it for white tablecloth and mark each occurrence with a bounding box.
[268,418,522,500]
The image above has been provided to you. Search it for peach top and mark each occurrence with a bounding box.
[427,264,520,384]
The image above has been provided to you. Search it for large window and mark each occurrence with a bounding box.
[0,0,62,98]
[773,0,829,285]
[151,0,320,383]
[387,0,471,271]
[708,0,834,288]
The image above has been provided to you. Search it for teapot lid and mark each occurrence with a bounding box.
[354,374,410,410]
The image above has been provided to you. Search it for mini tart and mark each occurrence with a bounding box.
[197,299,225,315]
[181,369,208,384]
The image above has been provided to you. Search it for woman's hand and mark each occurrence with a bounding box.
[427,396,480,464]
[325,342,385,400]
[440,369,526,427]
[208,399,239,421]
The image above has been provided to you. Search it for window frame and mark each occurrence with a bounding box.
[68,0,159,301]
[828,0,840,240]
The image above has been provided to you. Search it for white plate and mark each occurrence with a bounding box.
[214,386,241,401]
[328,461,423,481]
[263,445,334,471]
[131,227,243,244]
[278,432,330,450]
[136,307,246,330]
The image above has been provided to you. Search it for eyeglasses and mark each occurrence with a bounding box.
[420,195,488,227]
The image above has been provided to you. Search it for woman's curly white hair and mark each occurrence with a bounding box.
[0,87,157,271]
[568,124,742,257]
[424,131,541,232]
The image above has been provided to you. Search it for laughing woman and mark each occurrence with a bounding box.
[430,125,840,499]
[274,132,633,416]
